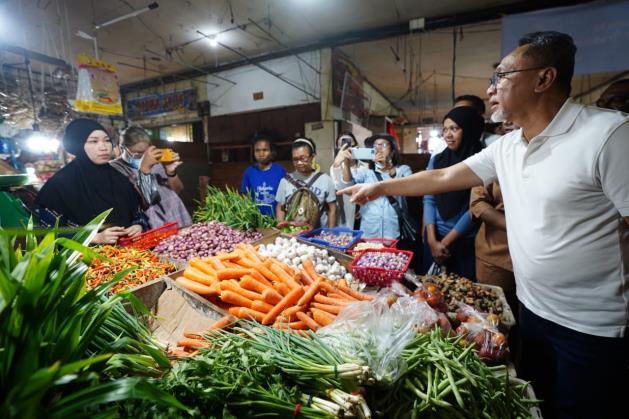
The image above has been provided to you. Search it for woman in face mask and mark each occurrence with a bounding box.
[339,134,412,239]
[110,126,191,229]
[35,118,146,244]
[422,106,484,280]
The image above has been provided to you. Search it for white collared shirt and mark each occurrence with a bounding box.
[465,99,629,338]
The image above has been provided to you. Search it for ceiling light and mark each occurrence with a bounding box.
[429,129,439,137]
[94,2,159,30]
[208,35,219,47]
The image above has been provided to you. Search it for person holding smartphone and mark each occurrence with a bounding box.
[339,134,412,239]
[110,126,191,229]
[330,132,367,228]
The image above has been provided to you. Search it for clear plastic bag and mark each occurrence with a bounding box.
[453,303,507,363]
[316,293,443,384]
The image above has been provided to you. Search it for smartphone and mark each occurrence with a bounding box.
[351,147,375,161]
[341,137,353,148]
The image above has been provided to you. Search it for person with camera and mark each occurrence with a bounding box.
[339,134,412,239]
[110,126,191,229]
[330,132,367,229]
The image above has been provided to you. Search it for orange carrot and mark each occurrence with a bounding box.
[238,307,266,322]
[249,269,273,287]
[216,268,252,280]
[301,259,321,281]
[311,308,335,326]
[314,294,351,306]
[183,331,203,339]
[220,290,254,308]
[276,260,296,276]
[283,305,304,317]
[338,278,348,288]
[189,258,217,276]
[217,252,240,261]
[177,338,210,349]
[234,255,256,269]
[328,292,356,301]
[240,275,270,294]
[176,277,218,296]
[209,314,236,330]
[262,288,283,305]
[169,349,191,357]
[206,256,226,270]
[183,267,215,286]
[269,263,300,289]
[274,282,291,297]
[220,280,264,301]
[256,264,281,283]
[294,271,310,286]
[251,299,274,313]
[228,306,241,316]
[296,312,321,331]
[297,280,321,306]
[274,320,307,330]
[312,302,344,315]
[242,245,263,263]
[319,281,354,298]
[300,267,316,285]
[262,286,305,325]
[337,283,375,301]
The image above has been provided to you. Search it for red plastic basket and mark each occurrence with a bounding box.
[350,248,413,287]
[347,237,399,256]
[118,221,179,250]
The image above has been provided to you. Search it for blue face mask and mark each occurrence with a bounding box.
[129,158,142,169]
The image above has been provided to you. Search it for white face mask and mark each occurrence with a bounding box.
[375,162,386,172]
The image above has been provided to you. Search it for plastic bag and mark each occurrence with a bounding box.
[453,303,507,363]
[316,294,444,384]
[426,262,445,276]
[412,282,448,313]
[74,54,123,115]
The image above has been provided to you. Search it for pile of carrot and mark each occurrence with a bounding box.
[170,314,237,356]
[174,243,373,332]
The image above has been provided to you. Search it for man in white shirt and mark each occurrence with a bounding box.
[340,31,628,419]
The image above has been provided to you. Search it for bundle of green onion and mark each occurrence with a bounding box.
[193,186,276,230]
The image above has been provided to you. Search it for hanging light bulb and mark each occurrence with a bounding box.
[208,34,219,47]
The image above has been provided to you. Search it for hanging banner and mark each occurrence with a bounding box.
[501,1,629,75]
[125,88,197,119]
[74,54,123,115]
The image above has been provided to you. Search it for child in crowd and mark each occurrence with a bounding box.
[240,134,286,217]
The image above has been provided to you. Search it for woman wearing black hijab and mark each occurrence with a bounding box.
[422,107,484,280]
[35,118,146,244]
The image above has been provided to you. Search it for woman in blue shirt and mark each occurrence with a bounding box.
[340,134,412,239]
[422,106,484,280]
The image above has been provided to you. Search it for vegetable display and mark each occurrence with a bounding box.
[312,231,355,248]
[258,236,351,281]
[153,221,262,261]
[173,243,373,331]
[421,273,505,317]
[86,245,176,292]
[372,329,535,418]
[355,251,410,270]
[0,214,185,417]
[193,186,276,230]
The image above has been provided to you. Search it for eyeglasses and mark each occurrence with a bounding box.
[372,142,390,150]
[292,155,312,163]
[123,146,143,160]
[442,126,461,135]
[489,66,547,87]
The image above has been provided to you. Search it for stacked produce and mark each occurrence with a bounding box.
[351,249,412,286]
[373,329,534,418]
[153,221,262,261]
[258,236,351,281]
[0,214,185,417]
[193,186,276,230]
[421,273,505,317]
[86,245,176,292]
[129,324,373,418]
[452,304,508,363]
[312,231,355,248]
[276,220,312,235]
[174,243,373,331]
